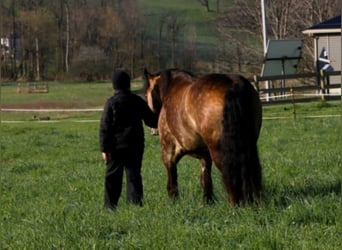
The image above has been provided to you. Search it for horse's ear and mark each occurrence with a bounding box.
[143,68,149,77]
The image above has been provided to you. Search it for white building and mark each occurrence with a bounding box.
[303,15,341,94]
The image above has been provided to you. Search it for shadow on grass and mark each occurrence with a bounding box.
[264,179,341,208]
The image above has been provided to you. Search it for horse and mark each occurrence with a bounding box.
[143,68,263,206]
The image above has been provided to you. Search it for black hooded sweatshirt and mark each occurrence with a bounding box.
[99,89,158,153]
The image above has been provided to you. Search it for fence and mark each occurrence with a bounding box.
[17,82,49,93]
[254,70,341,105]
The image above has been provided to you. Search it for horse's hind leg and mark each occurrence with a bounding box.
[200,157,215,204]
[166,162,179,200]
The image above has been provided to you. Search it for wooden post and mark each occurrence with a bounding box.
[253,75,260,91]
[290,88,296,121]
[319,70,325,101]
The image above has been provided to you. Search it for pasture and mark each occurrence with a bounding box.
[0,81,341,249]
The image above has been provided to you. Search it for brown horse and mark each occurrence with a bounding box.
[143,68,262,205]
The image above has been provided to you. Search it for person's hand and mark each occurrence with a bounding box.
[102,152,107,161]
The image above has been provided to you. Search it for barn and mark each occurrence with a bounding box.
[303,15,341,94]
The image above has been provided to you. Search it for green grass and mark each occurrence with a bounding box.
[0,81,143,122]
[263,100,342,119]
[1,117,341,249]
[1,81,341,249]
[1,80,143,108]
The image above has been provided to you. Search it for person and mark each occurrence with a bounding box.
[99,70,158,210]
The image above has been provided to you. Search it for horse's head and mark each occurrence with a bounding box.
[143,68,163,114]
[143,68,194,114]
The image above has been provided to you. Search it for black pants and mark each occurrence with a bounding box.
[104,148,144,209]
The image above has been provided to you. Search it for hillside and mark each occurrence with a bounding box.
[138,0,233,52]
[138,0,263,75]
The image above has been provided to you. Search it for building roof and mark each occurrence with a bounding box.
[303,15,341,35]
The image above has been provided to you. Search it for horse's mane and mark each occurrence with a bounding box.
[159,68,194,97]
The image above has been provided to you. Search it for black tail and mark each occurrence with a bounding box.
[220,78,262,205]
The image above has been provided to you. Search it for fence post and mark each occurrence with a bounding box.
[319,70,325,101]
[253,75,260,91]
[290,88,296,121]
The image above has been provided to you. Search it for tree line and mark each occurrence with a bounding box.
[0,0,339,81]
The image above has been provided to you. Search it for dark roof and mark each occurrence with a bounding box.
[303,15,341,35]
[309,15,341,30]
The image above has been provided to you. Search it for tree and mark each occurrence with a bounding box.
[216,0,221,13]
[94,5,125,68]
[198,0,210,12]
[198,0,222,12]
[18,6,56,80]
[215,0,340,73]
[0,0,17,79]
[166,12,186,68]
[119,0,146,77]
[64,1,70,73]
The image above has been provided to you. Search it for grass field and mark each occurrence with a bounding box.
[1,81,341,249]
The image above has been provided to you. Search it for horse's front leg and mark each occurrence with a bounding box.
[200,156,215,204]
[158,112,183,201]
[160,138,182,201]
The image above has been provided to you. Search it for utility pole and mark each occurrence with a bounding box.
[0,3,2,122]
[11,0,17,80]
[261,0,267,53]
[261,0,270,101]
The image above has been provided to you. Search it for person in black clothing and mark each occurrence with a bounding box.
[99,70,158,209]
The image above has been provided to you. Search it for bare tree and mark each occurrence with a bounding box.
[64,1,70,73]
[18,6,56,80]
[4,0,339,80]
[198,0,210,12]
[215,0,340,73]
[165,12,186,68]
[216,0,221,13]
[77,4,125,71]
[119,0,146,77]
[157,12,168,69]
[199,0,223,12]
[215,1,262,73]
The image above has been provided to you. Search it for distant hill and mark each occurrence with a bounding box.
[138,0,262,75]
[138,0,232,49]
[140,0,240,71]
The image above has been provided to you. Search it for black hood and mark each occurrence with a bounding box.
[112,70,131,90]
